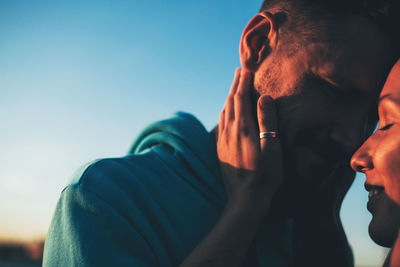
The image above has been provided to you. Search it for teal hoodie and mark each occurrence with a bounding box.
[43,112,291,266]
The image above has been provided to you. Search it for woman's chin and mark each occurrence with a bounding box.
[367,191,400,248]
[368,219,395,248]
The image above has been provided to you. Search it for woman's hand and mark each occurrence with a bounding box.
[217,68,283,210]
[180,68,283,267]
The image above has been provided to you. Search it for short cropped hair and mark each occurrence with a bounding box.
[260,0,400,56]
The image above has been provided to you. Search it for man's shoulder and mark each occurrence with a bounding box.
[63,150,167,203]
[44,152,165,266]
[67,152,153,187]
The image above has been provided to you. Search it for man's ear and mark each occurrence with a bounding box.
[240,12,278,72]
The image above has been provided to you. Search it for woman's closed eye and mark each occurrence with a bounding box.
[378,123,394,131]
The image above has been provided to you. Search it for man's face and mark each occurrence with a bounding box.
[254,16,394,207]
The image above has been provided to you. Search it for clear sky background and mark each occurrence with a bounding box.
[0,0,388,266]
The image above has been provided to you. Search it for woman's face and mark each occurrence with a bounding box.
[351,59,400,247]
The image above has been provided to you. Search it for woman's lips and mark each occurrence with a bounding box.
[366,184,385,213]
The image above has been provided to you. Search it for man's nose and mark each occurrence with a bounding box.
[350,145,373,173]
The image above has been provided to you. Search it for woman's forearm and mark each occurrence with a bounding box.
[187,69,282,267]
[179,199,269,267]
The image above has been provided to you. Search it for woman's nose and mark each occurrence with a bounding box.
[350,145,373,173]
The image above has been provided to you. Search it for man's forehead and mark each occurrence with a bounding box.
[307,16,394,97]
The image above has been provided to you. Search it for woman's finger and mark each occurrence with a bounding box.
[257,95,280,153]
[230,68,241,96]
[218,108,225,140]
[234,69,253,126]
[224,68,241,123]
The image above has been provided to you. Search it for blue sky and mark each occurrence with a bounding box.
[0,1,387,265]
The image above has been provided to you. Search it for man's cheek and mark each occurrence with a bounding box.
[292,146,335,184]
[293,146,317,182]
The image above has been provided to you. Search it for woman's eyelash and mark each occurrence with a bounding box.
[379,123,394,131]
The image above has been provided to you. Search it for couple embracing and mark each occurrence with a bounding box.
[44,0,400,266]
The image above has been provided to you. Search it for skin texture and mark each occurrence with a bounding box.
[181,10,396,267]
[351,59,400,266]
